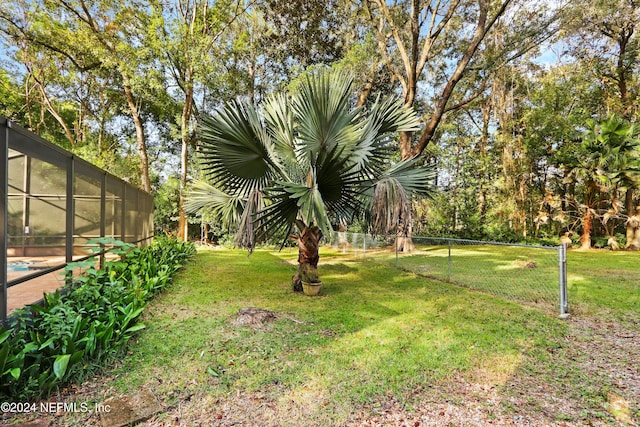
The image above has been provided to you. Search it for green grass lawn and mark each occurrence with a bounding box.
[343,242,639,322]
[65,246,638,426]
[378,243,561,309]
[565,249,640,320]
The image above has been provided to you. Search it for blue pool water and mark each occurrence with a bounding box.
[7,262,34,273]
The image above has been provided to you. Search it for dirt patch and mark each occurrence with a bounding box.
[493,315,640,426]
[233,307,278,327]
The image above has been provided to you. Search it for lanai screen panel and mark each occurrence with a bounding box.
[7,149,67,257]
[124,188,139,243]
[106,177,123,241]
[74,163,102,256]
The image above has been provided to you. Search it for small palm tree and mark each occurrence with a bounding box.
[187,70,434,290]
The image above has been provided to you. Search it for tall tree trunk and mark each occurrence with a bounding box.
[477,100,491,225]
[291,225,322,292]
[411,0,511,156]
[177,78,194,241]
[123,84,151,192]
[366,0,511,158]
[396,130,416,252]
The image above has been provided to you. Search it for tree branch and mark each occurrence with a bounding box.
[412,0,513,156]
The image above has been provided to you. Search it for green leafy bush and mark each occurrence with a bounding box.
[0,237,195,400]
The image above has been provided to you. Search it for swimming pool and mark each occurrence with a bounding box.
[6,262,48,273]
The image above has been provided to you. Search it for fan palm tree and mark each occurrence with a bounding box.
[186,70,434,291]
[595,116,640,249]
[569,115,640,250]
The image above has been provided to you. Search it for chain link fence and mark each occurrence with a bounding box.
[327,232,568,316]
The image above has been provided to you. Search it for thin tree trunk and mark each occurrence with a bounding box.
[478,101,491,225]
[177,80,194,241]
[29,70,76,147]
[123,84,151,192]
[356,79,374,107]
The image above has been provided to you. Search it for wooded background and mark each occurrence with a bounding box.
[1,0,639,249]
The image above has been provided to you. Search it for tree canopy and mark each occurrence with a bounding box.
[1,0,639,249]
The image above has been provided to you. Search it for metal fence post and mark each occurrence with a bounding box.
[363,234,366,257]
[395,234,398,268]
[65,156,74,287]
[0,120,8,324]
[99,172,106,269]
[447,239,452,282]
[558,243,569,318]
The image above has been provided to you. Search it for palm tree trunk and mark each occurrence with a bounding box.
[291,225,322,292]
[624,189,636,248]
[396,222,415,253]
[627,205,640,250]
[580,210,593,250]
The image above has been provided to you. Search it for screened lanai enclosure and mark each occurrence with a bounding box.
[1,118,154,322]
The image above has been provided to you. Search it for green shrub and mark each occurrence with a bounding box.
[0,237,195,400]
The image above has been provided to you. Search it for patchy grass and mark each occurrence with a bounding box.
[6,246,638,426]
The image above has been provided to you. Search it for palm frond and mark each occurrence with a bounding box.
[379,157,436,197]
[370,176,411,235]
[263,93,296,156]
[367,94,422,135]
[348,95,421,175]
[184,180,245,229]
[315,144,364,222]
[291,69,360,165]
[235,189,264,251]
[257,187,302,241]
[258,176,334,239]
[198,101,281,195]
[364,158,435,235]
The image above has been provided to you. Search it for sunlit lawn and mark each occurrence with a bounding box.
[39,244,634,427]
[564,249,640,320]
[81,246,637,425]
[354,243,639,322]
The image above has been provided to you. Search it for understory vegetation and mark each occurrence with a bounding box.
[0,238,195,400]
